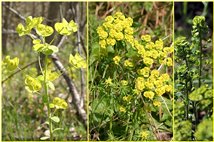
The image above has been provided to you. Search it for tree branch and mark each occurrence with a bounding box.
[2,60,38,84]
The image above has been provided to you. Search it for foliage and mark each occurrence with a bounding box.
[89,9,173,140]
[174,15,213,141]
[2,16,85,140]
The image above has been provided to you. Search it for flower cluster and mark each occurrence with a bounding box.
[25,75,42,93]
[49,97,68,110]
[97,12,173,108]
[97,12,134,48]
[3,55,19,71]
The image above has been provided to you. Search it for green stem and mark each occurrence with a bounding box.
[44,55,53,140]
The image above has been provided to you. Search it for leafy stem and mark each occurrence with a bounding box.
[44,55,53,140]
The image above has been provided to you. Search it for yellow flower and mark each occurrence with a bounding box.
[141,35,151,42]
[119,106,126,113]
[114,32,124,41]
[114,12,124,19]
[164,57,173,66]
[133,89,141,95]
[143,91,155,99]
[160,73,170,82]
[135,77,145,91]
[123,95,132,102]
[105,15,114,23]
[154,79,163,88]
[155,86,166,96]
[97,26,108,39]
[145,81,154,90]
[163,47,173,54]
[145,42,155,50]
[121,80,128,86]
[124,34,134,45]
[143,57,154,66]
[113,55,121,65]
[141,131,149,139]
[150,49,159,59]
[153,101,161,107]
[105,77,113,85]
[3,55,19,71]
[155,39,163,50]
[124,27,134,35]
[164,84,173,93]
[138,67,150,77]
[106,37,116,46]
[151,70,159,78]
[25,75,42,93]
[124,60,134,67]
[109,29,117,38]
[99,39,106,48]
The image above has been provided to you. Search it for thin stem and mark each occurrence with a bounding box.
[44,55,53,140]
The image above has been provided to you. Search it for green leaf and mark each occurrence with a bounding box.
[48,45,59,53]
[53,128,64,133]
[40,136,49,140]
[50,116,60,123]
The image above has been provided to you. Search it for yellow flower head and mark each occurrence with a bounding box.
[105,77,113,85]
[121,80,128,86]
[138,67,150,77]
[164,84,173,93]
[143,57,154,66]
[143,91,155,100]
[141,131,149,139]
[151,70,159,78]
[153,101,161,107]
[99,39,106,48]
[160,73,170,82]
[164,57,173,66]
[113,55,121,65]
[155,39,163,50]
[155,86,166,96]
[123,95,132,102]
[124,60,134,67]
[141,35,151,42]
[135,77,145,91]
[119,106,126,113]
[106,37,116,46]
[145,81,154,90]
[3,55,19,71]
[105,15,114,23]
[154,79,163,88]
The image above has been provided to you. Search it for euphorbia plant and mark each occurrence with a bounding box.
[174,16,213,141]
[12,16,86,140]
[90,12,173,140]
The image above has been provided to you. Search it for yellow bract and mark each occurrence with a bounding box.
[113,55,121,65]
[124,60,134,67]
[3,56,19,71]
[143,91,155,100]
[69,53,86,69]
[153,101,161,107]
[141,131,149,139]
[105,77,113,86]
[50,97,68,110]
[25,75,42,93]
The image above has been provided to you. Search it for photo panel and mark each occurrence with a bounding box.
[2,2,87,141]
[89,2,173,141]
[174,2,213,141]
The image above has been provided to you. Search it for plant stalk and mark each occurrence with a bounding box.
[44,55,53,140]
